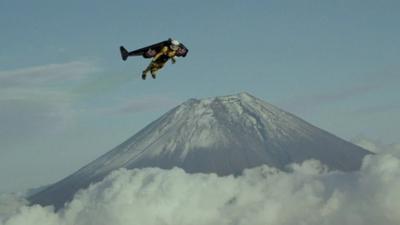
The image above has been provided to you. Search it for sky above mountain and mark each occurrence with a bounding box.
[0,0,399,193]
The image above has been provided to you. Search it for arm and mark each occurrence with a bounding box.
[153,46,168,61]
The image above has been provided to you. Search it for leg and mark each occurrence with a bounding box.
[141,71,147,80]
[151,68,158,79]
[142,63,152,80]
[150,61,165,79]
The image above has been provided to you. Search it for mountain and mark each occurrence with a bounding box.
[29,92,371,209]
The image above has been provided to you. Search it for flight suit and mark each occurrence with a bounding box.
[142,46,177,79]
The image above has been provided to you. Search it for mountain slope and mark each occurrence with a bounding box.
[29,92,370,209]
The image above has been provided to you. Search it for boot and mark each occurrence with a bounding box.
[142,71,146,80]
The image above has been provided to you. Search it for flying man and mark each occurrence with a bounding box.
[120,38,188,80]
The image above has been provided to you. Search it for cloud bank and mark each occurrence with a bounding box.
[1,143,399,225]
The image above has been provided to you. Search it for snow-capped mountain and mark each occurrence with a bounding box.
[29,92,370,209]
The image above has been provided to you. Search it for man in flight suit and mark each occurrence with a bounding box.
[142,40,180,80]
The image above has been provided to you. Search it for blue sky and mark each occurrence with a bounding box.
[1,0,399,192]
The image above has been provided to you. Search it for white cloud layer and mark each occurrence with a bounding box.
[1,142,399,225]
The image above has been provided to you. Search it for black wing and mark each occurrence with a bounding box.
[120,40,170,61]
[120,39,189,61]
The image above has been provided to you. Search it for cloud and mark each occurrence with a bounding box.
[0,61,101,88]
[0,194,27,222]
[352,137,400,157]
[0,61,101,144]
[117,96,181,114]
[0,61,101,102]
[351,103,400,115]
[89,95,182,116]
[1,142,399,225]
[282,65,400,113]
[305,84,379,105]
[282,84,381,113]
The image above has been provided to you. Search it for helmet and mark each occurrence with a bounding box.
[170,39,180,50]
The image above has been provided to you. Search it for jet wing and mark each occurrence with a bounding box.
[127,40,170,58]
[120,39,189,61]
